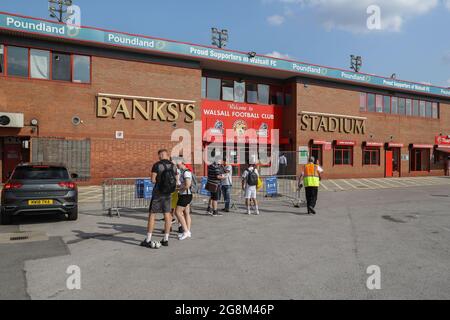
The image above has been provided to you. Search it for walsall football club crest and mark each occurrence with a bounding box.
[257,123,269,137]
[233,120,248,136]
[210,120,224,135]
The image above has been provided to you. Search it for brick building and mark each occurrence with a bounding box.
[0,12,449,183]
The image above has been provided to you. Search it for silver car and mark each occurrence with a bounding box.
[1,163,78,225]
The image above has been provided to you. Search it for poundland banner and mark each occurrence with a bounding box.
[1,12,450,98]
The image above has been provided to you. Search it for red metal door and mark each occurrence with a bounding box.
[385,150,393,177]
[2,143,22,182]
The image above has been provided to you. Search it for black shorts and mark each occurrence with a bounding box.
[177,194,193,208]
[210,191,220,201]
[149,194,172,214]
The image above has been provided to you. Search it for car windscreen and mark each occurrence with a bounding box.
[12,166,70,180]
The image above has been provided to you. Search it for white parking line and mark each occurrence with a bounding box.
[340,179,358,190]
[328,180,346,191]
[374,179,399,188]
[320,182,330,191]
[386,179,411,187]
[363,179,389,189]
[350,179,372,189]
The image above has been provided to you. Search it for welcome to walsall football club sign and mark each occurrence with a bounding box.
[1,12,450,98]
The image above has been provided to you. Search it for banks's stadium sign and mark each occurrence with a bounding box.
[300,111,366,135]
[1,12,450,98]
[97,94,196,123]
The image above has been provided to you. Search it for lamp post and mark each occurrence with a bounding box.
[350,55,362,73]
[211,28,229,49]
[48,0,74,23]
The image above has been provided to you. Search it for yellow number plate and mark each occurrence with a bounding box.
[28,200,54,205]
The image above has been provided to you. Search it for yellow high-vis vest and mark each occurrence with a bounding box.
[303,164,320,187]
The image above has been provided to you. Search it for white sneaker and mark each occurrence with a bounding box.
[179,232,191,241]
[255,211,260,216]
[247,211,252,215]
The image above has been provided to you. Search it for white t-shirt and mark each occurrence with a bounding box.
[242,167,259,190]
[179,170,193,195]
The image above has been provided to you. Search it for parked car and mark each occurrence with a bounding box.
[1,163,78,225]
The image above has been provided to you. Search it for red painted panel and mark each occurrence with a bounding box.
[385,151,393,177]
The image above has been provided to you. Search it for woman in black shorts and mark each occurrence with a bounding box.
[175,160,193,241]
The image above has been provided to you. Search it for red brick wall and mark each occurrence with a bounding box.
[295,83,450,179]
[0,55,201,184]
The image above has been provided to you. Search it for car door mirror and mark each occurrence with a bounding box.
[71,173,79,179]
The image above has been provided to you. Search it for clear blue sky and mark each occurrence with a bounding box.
[1,0,449,87]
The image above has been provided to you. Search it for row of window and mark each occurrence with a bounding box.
[201,76,292,106]
[312,144,434,172]
[360,92,439,119]
[0,44,91,83]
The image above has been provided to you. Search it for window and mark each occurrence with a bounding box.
[360,93,367,112]
[383,96,391,114]
[7,46,29,77]
[411,148,430,172]
[363,147,380,166]
[234,81,246,103]
[406,99,412,116]
[391,97,398,114]
[0,44,4,74]
[311,145,323,167]
[376,95,383,113]
[73,55,90,83]
[52,52,71,81]
[221,80,234,101]
[413,100,419,117]
[425,102,432,118]
[257,84,269,105]
[432,103,438,119]
[285,87,292,106]
[30,49,50,79]
[270,86,284,105]
[246,83,258,104]
[334,146,353,165]
[398,98,406,115]
[206,77,221,100]
[201,77,207,98]
[367,94,376,112]
[419,101,426,117]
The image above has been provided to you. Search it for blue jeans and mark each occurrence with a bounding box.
[221,185,232,210]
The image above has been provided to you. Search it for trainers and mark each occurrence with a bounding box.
[161,240,169,247]
[140,239,152,248]
[179,232,191,241]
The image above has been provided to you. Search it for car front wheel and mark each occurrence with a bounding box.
[67,208,78,221]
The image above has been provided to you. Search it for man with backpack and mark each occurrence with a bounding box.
[141,149,178,248]
[242,163,260,215]
[206,158,225,216]
[221,162,233,213]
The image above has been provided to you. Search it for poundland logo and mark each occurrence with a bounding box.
[107,33,155,49]
[6,16,65,35]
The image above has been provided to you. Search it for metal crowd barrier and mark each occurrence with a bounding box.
[102,176,305,216]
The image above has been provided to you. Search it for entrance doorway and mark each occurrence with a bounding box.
[1,137,30,182]
[204,143,274,177]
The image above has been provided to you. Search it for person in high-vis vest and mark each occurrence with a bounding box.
[300,157,323,215]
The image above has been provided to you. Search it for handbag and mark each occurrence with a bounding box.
[205,180,219,193]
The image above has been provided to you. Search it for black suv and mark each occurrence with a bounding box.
[1,163,78,225]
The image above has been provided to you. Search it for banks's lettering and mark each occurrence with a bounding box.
[97,95,196,123]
